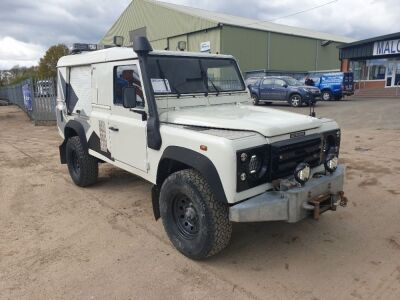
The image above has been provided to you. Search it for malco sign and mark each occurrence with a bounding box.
[373,38,400,56]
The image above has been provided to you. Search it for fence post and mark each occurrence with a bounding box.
[30,79,37,122]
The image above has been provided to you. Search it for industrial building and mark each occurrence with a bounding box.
[101,0,354,75]
[340,32,400,89]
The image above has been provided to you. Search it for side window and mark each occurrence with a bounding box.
[261,78,274,87]
[113,64,144,107]
[274,79,286,87]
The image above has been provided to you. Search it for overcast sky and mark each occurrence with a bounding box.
[0,0,399,70]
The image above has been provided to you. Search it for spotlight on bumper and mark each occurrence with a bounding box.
[325,154,338,173]
[294,163,311,185]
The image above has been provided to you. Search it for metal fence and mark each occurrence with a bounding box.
[245,70,309,81]
[245,69,341,81]
[0,78,57,125]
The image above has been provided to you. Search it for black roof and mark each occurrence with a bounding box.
[338,32,400,49]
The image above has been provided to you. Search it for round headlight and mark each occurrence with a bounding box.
[325,155,338,173]
[240,152,248,162]
[294,163,311,185]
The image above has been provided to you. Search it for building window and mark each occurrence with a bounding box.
[367,59,386,80]
[350,60,367,81]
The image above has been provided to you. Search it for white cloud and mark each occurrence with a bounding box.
[0,0,399,70]
[0,36,45,69]
[166,0,400,39]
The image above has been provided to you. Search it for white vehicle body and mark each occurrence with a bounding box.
[56,39,347,258]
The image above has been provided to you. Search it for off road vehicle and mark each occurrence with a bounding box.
[56,37,347,259]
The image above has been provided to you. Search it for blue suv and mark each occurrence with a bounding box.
[247,76,321,107]
[306,72,354,101]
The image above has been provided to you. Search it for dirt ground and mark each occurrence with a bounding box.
[1,97,400,300]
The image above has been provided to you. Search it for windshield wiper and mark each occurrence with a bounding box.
[208,77,220,95]
[156,59,181,97]
[198,60,220,96]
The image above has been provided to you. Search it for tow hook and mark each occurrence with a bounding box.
[306,194,332,220]
[338,191,348,207]
[304,191,348,220]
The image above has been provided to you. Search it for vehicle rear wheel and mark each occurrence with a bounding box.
[251,94,259,105]
[289,94,302,107]
[66,136,98,187]
[322,91,332,101]
[159,169,232,260]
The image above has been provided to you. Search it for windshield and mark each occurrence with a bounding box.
[284,77,302,86]
[147,56,245,95]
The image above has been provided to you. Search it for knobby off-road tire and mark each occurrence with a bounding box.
[160,169,232,260]
[66,136,98,187]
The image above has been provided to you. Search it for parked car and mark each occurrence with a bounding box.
[248,76,321,107]
[306,72,354,101]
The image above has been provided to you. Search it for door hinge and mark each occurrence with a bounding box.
[146,161,150,171]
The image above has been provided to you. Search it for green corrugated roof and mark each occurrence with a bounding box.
[102,0,355,45]
[153,0,354,43]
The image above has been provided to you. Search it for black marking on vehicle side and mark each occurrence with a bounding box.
[88,132,114,161]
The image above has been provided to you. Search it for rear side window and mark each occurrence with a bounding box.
[261,78,274,87]
[246,78,260,86]
[113,64,144,107]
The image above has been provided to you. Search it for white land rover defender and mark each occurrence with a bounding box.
[56,37,347,259]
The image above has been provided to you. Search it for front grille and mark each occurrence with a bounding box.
[270,134,322,179]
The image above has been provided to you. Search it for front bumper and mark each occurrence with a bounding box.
[229,165,346,223]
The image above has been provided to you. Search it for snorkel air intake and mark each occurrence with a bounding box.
[133,36,162,150]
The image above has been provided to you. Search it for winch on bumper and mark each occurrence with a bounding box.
[230,165,347,223]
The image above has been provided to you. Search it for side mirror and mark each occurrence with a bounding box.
[122,87,137,108]
[282,83,288,88]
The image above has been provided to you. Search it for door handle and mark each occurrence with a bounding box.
[109,126,119,132]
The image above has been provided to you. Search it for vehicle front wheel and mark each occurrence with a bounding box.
[251,94,259,105]
[66,136,98,187]
[322,91,332,101]
[159,169,232,260]
[289,94,302,107]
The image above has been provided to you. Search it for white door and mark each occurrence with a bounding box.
[108,63,148,172]
[385,61,396,87]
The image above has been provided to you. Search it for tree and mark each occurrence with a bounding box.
[1,65,38,85]
[38,44,69,78]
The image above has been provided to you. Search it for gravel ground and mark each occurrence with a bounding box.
[0,97,399,300]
